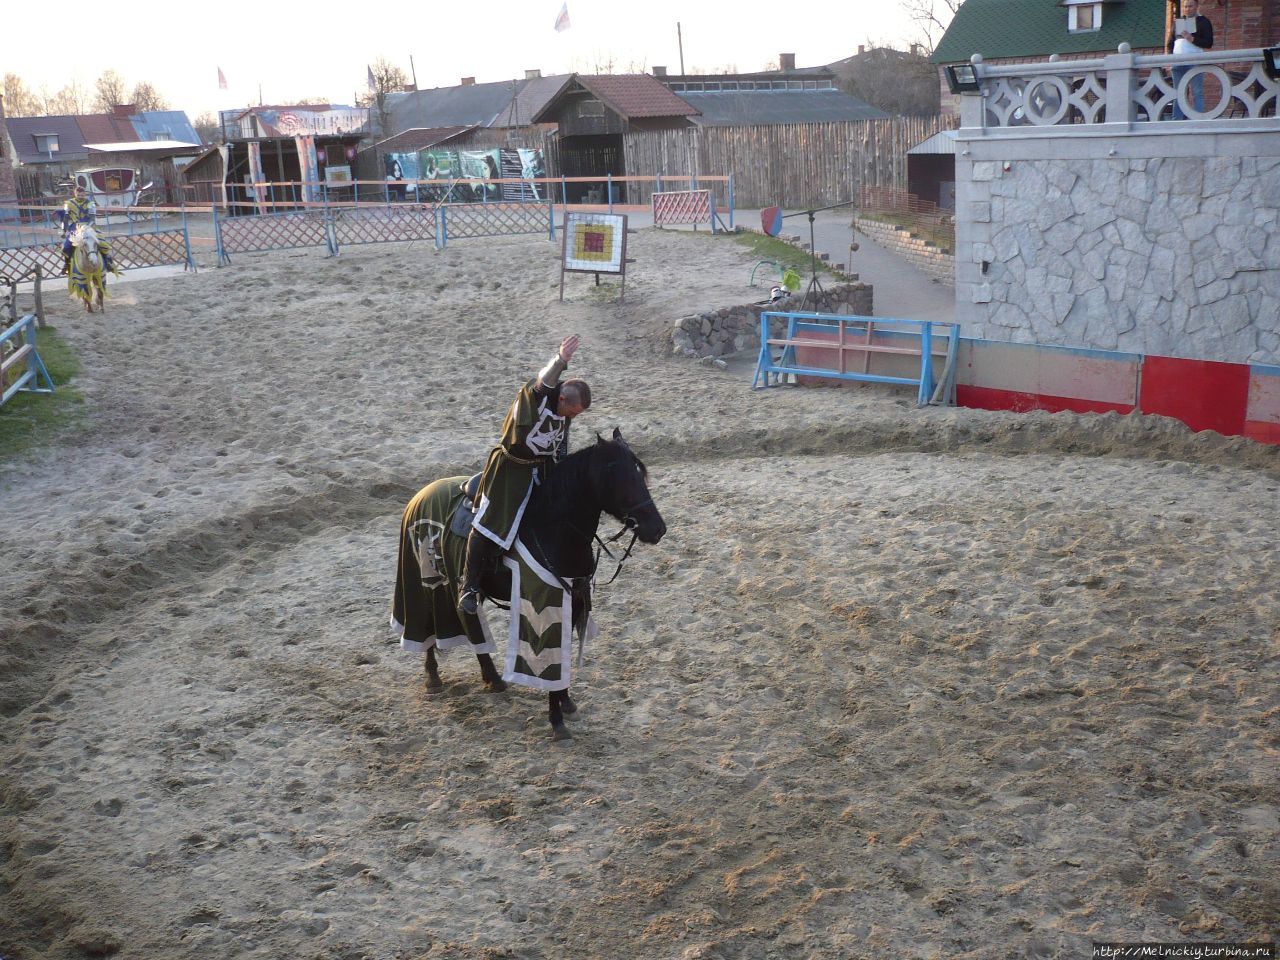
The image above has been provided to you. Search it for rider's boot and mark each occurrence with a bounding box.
[457,531,497,616]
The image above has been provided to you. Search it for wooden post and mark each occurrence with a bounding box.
[33,265,45,328]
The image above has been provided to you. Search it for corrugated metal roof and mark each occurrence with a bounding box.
[908,130,958,154]
[573,74,700,119]
[680,88,888,126]
[932,0,1166,63]
[130,110,200,144]
[372,126,476,153]
[386,80,524,134]
[85,140,202,153]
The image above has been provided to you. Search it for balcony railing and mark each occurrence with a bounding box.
[959,46,1279,130]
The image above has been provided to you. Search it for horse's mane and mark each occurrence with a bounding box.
[538,443,601,503]
[537,437,644,505]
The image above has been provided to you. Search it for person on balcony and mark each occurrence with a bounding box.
[1169,0,1214,119]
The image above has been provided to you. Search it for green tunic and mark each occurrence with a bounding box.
[472,377,568,548]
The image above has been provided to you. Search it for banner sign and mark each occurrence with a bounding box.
[416,147,545,202]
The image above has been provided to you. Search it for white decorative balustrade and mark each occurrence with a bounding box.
[960,46,1279,130]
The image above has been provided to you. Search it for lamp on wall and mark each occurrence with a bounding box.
[1263,47,1280,80]
[945,62,983,93]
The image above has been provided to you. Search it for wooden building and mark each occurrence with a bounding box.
[532,73,700,203]
[183,104,367,211]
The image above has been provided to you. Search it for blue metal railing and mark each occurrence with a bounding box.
[753,311,960,406]
[1,314,55,407]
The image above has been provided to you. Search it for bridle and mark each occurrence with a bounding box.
[592,492,656,587]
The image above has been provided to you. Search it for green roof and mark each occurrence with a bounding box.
[931,0,1167,63]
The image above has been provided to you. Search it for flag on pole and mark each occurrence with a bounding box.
[554,2,570,32]
[217,66,228,90]
[367,65,377,92]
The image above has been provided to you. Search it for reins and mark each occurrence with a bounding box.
[591,493,654,587]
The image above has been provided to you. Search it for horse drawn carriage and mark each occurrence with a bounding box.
[70,167,158,220]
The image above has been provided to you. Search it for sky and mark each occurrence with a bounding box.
[3,0,931,119]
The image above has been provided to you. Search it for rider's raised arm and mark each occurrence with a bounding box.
[536,335,580,394]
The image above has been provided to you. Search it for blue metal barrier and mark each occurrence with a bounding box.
[753,311,960,406]
[1,315,55,407]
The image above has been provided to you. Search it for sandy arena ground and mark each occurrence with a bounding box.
[1,230,1277,959]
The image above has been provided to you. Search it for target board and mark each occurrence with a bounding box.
[560,212,630,301]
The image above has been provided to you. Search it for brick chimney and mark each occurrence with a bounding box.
[112,103,139,117]
[461,77,476,86]
[652,65,667,76]
[858,45,866,55]
[525,69,542,79]
[779,53,796,71]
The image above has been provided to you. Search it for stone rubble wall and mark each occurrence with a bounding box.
[672,283,874,359]
[853,217,955,286]
[956,147,1280,366]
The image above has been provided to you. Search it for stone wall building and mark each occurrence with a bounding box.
[951,51,1280,366]
[931,0,1276,119]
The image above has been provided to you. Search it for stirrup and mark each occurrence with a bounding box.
[458,588,481,616]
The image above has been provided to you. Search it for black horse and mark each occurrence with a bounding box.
[392,428,666,740]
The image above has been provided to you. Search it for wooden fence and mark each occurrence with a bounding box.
[623,116,954,210]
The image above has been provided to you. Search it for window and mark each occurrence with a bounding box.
[34,134,59,153]
[579,99,605,116]
[1067,1,1101,31]
[151,129,172,141]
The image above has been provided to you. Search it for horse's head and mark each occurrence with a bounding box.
[71,223,100,256]
[595,428,666,545]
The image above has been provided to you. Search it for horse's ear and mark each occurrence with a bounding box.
[595,432,605,445]
[612,427,623,442]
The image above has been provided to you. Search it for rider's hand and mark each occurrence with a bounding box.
[559,335,580,364]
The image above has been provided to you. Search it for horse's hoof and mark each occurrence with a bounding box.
[485,677,508,694]
[560,694,579,717]
[425,677,444,695]
[550,722,573,743]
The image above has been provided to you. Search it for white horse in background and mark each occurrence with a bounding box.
[68,223,112,313]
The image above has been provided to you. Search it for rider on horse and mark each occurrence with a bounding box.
[457,335,591,616]
[59,183,116,276]
[60,184,96,274]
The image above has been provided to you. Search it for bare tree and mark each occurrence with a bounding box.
[359,56,409,137]
[192,111,221,144]
[902,0,961,54]
[92,70,128,112]
[839,45,941,115]
[3,74,44,117]
[44,81,89,115]
[130,81,170,112]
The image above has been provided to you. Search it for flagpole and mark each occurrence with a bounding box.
[677,22,685,75]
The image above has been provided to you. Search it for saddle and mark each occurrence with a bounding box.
[449,473,483,537]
